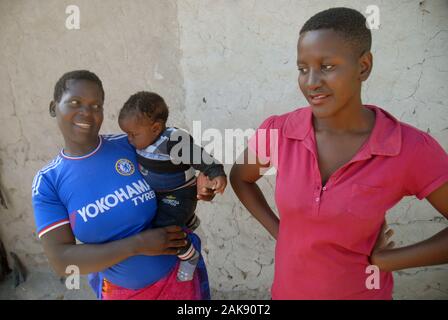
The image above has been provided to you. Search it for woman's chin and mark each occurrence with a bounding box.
[310,101,345,119]
[311,105,333,118]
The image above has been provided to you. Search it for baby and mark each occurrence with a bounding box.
[119,91,227,281]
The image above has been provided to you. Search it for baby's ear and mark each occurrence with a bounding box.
[49,101,56,117]
[152,121,163,134]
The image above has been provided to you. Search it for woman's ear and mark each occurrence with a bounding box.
[49,101,56,117]
[359,51,373,82]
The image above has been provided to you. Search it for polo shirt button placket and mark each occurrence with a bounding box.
[316,186,328,201]
[314,194,320,216]
[315,185,329,215]
[315,184,322,215]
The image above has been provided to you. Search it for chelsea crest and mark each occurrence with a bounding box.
[115,159,135,176]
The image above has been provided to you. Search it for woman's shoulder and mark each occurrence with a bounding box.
[257,106,311,131]
[101,133,128,143]
[400,121,447,154]
[32,154,64,194]
[399,121,437,143]
[34,154,64,176]
[101,133,134,149]
[99,134,138,160]
[373,105,447,155]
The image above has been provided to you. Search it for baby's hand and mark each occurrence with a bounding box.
[210,176,227,195]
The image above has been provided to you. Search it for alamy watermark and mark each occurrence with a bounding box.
[65,264,80,290]
[65,5,80,30]
[64,4,380,31]
[365,5,380,30]
[62,263,381,290]
[165,121,278,175]
[365,265,381,290]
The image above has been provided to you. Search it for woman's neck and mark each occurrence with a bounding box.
[63,136,100,157]
[313,100,375,135]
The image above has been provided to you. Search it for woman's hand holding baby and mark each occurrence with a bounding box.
[133,225,188,256]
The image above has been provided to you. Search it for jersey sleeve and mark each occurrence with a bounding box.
[32,172,70,238]
[248,115,279,166]
[404,132,448,199]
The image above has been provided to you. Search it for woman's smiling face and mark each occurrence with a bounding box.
[51,79,104,152]
[297,29,370,119]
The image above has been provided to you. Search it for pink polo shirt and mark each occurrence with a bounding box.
[249,105,448,300]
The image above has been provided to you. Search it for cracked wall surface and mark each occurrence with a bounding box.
[0,0,185,299]
[0,0,447,299]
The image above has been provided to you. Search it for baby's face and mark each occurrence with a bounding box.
[119,114,162,150]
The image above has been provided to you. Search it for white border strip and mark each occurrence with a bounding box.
[61,137,102,160]
[38,220,70,238]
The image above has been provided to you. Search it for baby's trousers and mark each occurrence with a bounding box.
[152,184,198,257]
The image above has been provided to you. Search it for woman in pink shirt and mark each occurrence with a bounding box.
[230,7,448,299]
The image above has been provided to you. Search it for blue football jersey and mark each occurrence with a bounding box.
[32,134,176,289]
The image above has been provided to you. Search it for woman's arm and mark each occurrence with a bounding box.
[230,148,279,239]
[41,224,187,276]
[370,182,448,271]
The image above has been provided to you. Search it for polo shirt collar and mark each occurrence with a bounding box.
[283,105,402,157]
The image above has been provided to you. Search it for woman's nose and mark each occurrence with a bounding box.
[306,69,323,90]
[79,104,94,116]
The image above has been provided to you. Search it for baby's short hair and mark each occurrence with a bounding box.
[300,7,372,56]
[53,70,104,102]
[119,91,169,123]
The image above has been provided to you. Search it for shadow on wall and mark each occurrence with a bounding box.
[0,177,27,288]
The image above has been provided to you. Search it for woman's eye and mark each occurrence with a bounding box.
[92,104,102,110]
[298,67,308,74]
[322,65,334,71]
[69,100,79,105]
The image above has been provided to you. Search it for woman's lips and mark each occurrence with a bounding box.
[74,122,93,130]
[309,94,331,105]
